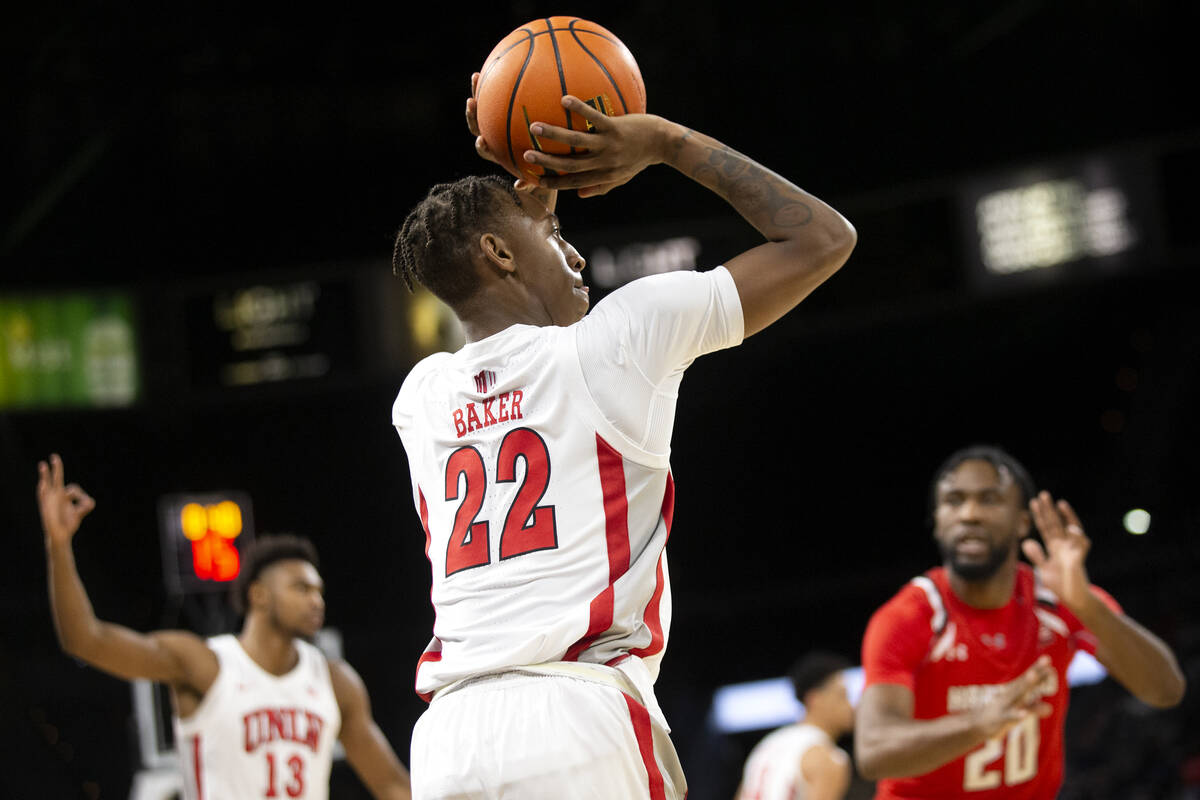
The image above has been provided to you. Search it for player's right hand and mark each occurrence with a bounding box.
[36,454,95,546]
[976,655,1055,737]
[521,96,667,198]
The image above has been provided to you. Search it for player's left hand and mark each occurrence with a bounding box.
[1024,491,1093,612]
[466,73,554,205]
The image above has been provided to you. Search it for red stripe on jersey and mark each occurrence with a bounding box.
[191,734,203,800]
[415,486,442,702]
[415,648,443,703]
[631,473,674,659]
[418,488,431,557]
[565,435,631,661]
[623,692,667,800]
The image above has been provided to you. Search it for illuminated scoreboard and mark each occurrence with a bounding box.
[158,492,255,594]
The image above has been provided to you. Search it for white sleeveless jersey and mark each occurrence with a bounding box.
[174,635,342,800]
[393,268,744,699]
[738,723,843,800]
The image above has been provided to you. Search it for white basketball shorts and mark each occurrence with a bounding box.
[410,669,686,800]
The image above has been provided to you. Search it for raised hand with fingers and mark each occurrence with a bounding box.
[522,95,667,198]
[36,454,95,547]
[1024,491,1093,612]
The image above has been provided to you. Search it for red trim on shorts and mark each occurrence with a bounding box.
[622,692,666,800]
[191,734,204,800]
[565,435,632,661]
[631,473,673,659]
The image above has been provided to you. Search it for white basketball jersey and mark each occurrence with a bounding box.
[738,723,841,800]
[393,268,744,699]
[174,635,341,800]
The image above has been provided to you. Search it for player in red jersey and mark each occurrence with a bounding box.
[854,445,1185,799]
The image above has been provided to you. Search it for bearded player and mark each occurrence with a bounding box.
[38,454,412,800]
[854,445,1185,798]
[389,76,856,799]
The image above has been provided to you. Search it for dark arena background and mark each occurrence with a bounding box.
[3,2,1199,798]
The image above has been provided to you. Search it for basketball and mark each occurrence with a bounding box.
[475,17,646,179]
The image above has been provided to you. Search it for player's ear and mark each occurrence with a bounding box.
[248,579,269,610]
[479,232,517,275]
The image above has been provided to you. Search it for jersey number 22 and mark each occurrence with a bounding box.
[444,428,558,576]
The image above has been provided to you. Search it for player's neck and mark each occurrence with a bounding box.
[458,286,554,343]
[238,616,300,676]
[946,558,1018,609]
[802,711,844,742]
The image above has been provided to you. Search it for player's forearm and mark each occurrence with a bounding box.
[1073,593,1185,708]
[658,122,856,260]
[855,712,995,781]
[45,539,105,657]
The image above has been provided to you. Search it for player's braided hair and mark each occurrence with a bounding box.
[928,444,1037,517]
[230,534,320,616]
[392,175,523,305]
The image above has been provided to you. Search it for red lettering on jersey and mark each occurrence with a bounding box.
[452,391,526,438]
[303,711,324,751]
[242,708,327,753]
[466,403,482,432]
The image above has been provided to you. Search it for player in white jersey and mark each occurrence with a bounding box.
[389,77,857,799]
[736,652,856,800]
[37,454,412,800]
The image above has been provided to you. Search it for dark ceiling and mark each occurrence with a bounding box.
[5,0,1197,282]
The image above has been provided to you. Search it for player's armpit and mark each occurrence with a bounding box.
[801,745,851,800]
[330,660,412,800]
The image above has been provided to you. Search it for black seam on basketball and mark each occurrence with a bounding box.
[505,30,535,173]
[568,19,629,114]
[483,26,620,70]
[544,18,579,156]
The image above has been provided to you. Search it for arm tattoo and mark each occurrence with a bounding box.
[687,139,813,231]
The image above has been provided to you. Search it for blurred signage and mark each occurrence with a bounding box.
[0,291,140,410]
[960,152,1163,288]
[184,278,357,391]
[587,236,702,289]
[159,492,255,594]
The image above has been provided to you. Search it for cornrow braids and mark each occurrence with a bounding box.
[392,175,523,306]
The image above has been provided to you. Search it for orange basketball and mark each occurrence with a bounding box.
[475,17,646,179]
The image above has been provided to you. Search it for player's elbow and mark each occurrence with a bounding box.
[803,213,857,276]
[1143,672,1186,709]
[853,732,887,781]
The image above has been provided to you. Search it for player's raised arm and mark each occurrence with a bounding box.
[37,455,216,689]
[522,96,857,337]
[329,659,412,800]
[854,657,1054,780]
[1025,492,1185,708]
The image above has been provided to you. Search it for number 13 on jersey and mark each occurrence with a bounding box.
[443,427,558,576]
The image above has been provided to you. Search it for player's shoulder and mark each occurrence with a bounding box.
[868,570,942,631]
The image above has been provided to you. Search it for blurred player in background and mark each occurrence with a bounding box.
[388,74,856,799]
[735,651,855,800]
[854,445,1185,798]
[38,454,412,800]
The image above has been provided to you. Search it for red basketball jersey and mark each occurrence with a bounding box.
[861,565,1120,799]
